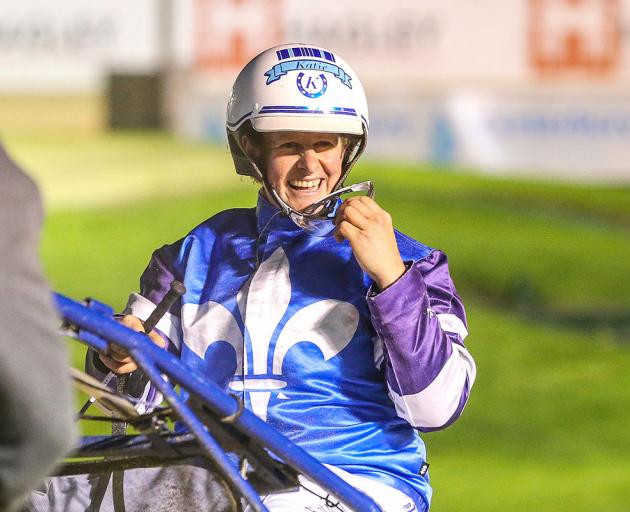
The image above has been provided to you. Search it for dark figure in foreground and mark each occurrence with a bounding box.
[0,143,75,512]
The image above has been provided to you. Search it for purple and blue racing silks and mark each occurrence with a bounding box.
[122,193,476,511]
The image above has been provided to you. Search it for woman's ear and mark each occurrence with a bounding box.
[241,135,260,161]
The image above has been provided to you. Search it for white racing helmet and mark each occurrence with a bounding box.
[226,43,370,229]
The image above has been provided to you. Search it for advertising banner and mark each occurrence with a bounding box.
[1,0,629,180]
[0,0,160,92]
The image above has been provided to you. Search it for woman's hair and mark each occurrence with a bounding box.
[236,121,265,183]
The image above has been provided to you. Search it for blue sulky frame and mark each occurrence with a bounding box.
[54,293,382,512]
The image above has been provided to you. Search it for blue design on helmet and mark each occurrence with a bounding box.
[264,60,352,89]
[296,72,327,98]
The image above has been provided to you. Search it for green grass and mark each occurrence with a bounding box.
[1,95,243,212]
[364,160,630,223]
[43,187,258,308]
[2,131,242,213]
[352,165,630,313]
[33,147,630,313]
[425,307,630,511]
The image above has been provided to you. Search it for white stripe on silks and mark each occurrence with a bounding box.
[437,313,469,340]
[124,293,183,350]
[323,464,416,512]
[389,344,476,429]
[135,381,163,414]
[257,464,417,511]
[372,335,385,369]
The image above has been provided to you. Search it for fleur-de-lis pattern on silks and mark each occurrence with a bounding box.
[181,247,359,421]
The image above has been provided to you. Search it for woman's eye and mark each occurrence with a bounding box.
[279,142,300,151]
[314,141,334,151]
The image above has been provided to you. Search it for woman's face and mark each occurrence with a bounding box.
[257,131,345,212]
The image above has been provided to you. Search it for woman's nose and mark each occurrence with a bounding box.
[298,148,320,173]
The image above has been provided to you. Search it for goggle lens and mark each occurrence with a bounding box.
[289,181,375,235]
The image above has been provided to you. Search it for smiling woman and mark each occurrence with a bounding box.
[118,43,474,511]
[36,43,475,512]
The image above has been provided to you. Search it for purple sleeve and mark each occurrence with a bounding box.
[123,244,184,351]
[118,246,185,413]
[139,244,184,309]
[367,250,476,431]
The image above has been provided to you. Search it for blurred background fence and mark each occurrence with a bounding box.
[3,0,630,181]
[0,1,629,511]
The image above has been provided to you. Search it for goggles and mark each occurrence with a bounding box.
[270,180,375,235]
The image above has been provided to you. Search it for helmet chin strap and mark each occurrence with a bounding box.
[246,152,342,220]
[265,169,343,222]
[242,130,367,228]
